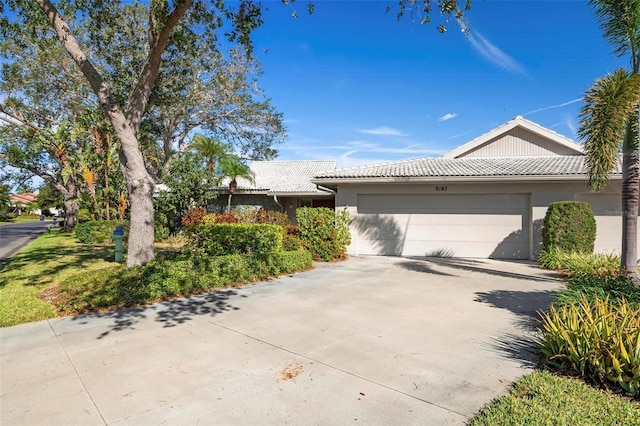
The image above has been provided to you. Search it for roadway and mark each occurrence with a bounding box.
[0,220,53,264]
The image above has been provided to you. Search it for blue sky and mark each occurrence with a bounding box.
[250,0,628,168]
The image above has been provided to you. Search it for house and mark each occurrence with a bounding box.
[9,192,38,215]
[211,160,336,224]
[313,116,636,260]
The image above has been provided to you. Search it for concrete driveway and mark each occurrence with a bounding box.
[0,256,562,425]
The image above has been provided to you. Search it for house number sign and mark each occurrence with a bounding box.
[436,185,448,192]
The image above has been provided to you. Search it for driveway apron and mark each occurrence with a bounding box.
[0,256,562,425]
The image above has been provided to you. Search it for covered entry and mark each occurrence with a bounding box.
[354,193,530,259]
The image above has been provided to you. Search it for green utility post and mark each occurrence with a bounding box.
[112,226,124,263]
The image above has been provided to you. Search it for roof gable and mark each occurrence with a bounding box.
[442,116,583,159]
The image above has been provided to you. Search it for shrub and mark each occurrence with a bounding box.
[283,234,305,251]
[538,295,640,397]
[202,213,217,225]
[75,220,129,244]
[235,208,290,226]
[181,207,207,227]
[555,274,640,308]
[297,207,351,261]
[154,211,170,242]
[58,250,313,314]
[186,223,283,256]
[539,248,621,277]
[542,201,596,254]
[215,212,238,223]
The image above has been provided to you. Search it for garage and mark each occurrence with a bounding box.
[355,193,530,259]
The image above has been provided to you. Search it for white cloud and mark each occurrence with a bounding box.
[282,118,300,124]
[438,113,458,122]
[523,98,582,116]
[357,126,410,137]
[466,30,526,75]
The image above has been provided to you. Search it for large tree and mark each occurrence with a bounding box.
[1,0,470,266]
[578,0,640,278]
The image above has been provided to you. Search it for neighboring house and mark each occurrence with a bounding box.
[9,192,38,215]
[313,116,637,260]
[212,160,336,224]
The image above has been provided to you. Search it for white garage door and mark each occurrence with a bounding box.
[355,193,530,259]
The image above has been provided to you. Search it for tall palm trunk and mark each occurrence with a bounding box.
[621,116,639,276]
[227,179,237,213]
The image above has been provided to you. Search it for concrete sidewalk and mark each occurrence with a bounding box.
[0,256,562,425]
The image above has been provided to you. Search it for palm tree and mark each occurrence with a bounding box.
[189,134,229,176]
[219,156,255,213]
[578,0,640,279]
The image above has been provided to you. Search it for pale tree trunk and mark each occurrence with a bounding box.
[54,179,79,232]
[621,147,639,279]
[110,115,155,267]
[36,0,191,266]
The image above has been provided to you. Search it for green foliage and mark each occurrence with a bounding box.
[297,207,351,261]
[0,184,9,219]
[186,223,283,256]
[538,247,621,277]
[542,201,597,254]
[75,220,129,244]
[154,152,218,233]
[154,211,170,242]
[470,370,640,425]
[538,295,640,397]
[555,274,640,308]
[57,251,313,315]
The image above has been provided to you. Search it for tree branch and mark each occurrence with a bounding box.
[34,0,121,118]
[126,0,192,137]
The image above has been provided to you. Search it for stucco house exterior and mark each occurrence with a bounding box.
[211,160,336,224]
[313,116,636,260]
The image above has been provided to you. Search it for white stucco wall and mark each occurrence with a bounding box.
[335,180,635,259]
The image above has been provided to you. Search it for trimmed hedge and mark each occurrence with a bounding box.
[186,223,283,256]
[75,220,129,244]
[58,250,313,314]
[542,201,596,254]
[297,207,351,261]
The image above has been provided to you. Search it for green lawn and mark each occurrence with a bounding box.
[0,214,45,224]
[0,229,117,327]
[0,229,312,327]
[471,371,640,425]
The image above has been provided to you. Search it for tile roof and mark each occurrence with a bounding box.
[227,160,337,193]
[314,156,621,180]
[9,192,37,204]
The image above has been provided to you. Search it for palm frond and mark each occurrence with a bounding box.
[590,0,640,62]
[578,69,640,189]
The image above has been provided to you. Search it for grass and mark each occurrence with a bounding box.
[0,229,116,327]
[0,229,312,327]
[0,214,45,224]
[471,371,640,425]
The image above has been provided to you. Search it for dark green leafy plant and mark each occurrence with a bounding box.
[186,223,283,256]
[555,274,640,308]
[297,207,351,261]
[58,251,313,314]
[75,220,129,244]
[542,201,597,254]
